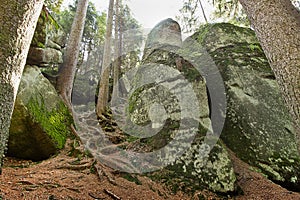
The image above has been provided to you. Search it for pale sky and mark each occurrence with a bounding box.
[62,0,214,29]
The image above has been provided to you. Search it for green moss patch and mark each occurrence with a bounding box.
[27,96,72,149]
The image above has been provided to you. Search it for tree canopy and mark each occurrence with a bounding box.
[57,0,107,64]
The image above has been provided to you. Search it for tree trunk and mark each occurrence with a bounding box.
[113,0,122,88]
[239,0,300,150]
[0,0,44,171]
[57,0,89,111]
[96,0,115,117]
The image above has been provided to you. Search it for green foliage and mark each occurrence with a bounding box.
[55,0,142,74]
[56,8,74,36]
[83,2,107,47]
[56,1,107,67]
[120,4,142,31]
[45,0,63,13]
[30,6,62,49]
[248,43,262,52]
[177,0,250,33]
[27,96,72,149]
[41,6,60,31]
[57,1,107,46]
[176,0,207,33]
[211,0,249,25]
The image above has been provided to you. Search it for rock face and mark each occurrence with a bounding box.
[26,8,65,70]
[126,19,237,193]
[143,18,182,60]
[27,47,63,66]
[189,23,300,190]
[8,66,72,161]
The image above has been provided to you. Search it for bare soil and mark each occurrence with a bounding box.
[0,140,300,200]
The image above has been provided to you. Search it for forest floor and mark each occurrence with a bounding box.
[1,139,300,200]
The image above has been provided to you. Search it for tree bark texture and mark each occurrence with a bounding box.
[96,0,115,116]
[57,0,89,110]
[0,0,44,171]
[239,0,300,150]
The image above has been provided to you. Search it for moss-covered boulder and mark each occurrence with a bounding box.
[148,139,236,193]
[8,65,72,161]
[126,19,237,193]
[189,23,300,190]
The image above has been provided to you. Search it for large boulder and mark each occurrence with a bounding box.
[188,23,300,190]
[8,65,72,161]
[123,19,237,193]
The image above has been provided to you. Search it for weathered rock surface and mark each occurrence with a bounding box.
[143,18,182,60]
[27,8,65,69]
[27,47,63,66]
[8,65,72,161]
[189,23,300,190]
[125,19,237,193]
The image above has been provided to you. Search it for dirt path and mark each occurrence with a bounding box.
[1,110,300,199]
[1,140,300,200]
[0,140,190,200]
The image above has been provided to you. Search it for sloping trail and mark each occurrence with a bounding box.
[1,109,300,199]
[74,108,300,199]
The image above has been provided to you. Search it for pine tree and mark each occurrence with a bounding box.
[56,0,89,111]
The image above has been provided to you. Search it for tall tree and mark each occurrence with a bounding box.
[238,0,300,151]
[0,0,44,171]
[78,2,106,70]
[56,0,89,110]
[113,0,122,87]
[96,0,115,117]
[57,2,106,74]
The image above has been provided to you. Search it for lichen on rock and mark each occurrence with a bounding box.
[191,23,300,191]
[126,19,237,194]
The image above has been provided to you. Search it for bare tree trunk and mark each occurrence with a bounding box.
[57,0,89,111]
[113,0,121,87]
[239,0,300,150]
[0,0,44,171]
[96,0,115,117]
